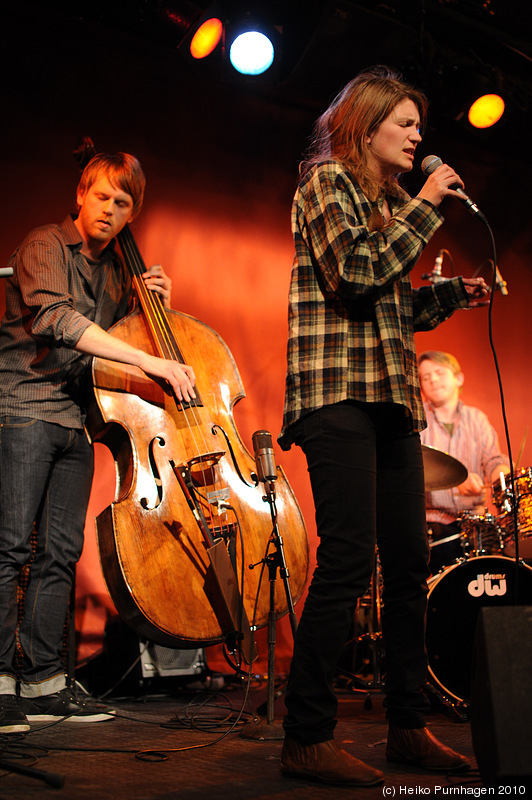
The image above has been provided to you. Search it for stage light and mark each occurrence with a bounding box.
[229,29,275,75]
[157,2,224,63]
[449,66,507,131]
[189,16,223,59]
[468,93,505,129]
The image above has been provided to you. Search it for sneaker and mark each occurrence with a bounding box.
[0,694,30,733]
[19,687,116,723]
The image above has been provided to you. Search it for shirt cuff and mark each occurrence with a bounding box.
[432,276,470,311]
[62,312,95,348]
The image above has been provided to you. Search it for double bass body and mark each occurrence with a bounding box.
[88,305,309,650]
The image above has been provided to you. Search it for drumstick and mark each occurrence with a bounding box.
[515,427,528,470]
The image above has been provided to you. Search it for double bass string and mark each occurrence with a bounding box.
[117,227,234,554]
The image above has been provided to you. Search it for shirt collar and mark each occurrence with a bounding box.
[425,398,464,419]
[60,213,117,257]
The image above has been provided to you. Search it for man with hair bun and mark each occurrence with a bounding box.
[0,153,195,733]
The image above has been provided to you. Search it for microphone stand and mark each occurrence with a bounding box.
[240,475,298,741]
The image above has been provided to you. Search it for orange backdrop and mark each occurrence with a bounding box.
[1,15,531,677]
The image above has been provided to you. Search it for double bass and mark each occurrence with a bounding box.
[81,149,309,657]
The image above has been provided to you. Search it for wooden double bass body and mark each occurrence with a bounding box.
[87,231,309,652]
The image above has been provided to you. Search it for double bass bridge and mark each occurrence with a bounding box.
[187,450,226,488]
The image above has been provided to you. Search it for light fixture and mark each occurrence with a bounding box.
[189,16,223,59]
[157,2,224,62]
[225,14,278,77]
[467,93,505,129]
[451,67,506,131]
[229,30,274,75]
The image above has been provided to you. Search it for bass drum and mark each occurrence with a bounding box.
[426,556,532,704]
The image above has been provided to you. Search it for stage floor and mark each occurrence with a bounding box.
[0,678,486,800]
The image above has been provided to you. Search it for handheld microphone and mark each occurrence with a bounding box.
[421,155,487,223]
[252,430,277,484]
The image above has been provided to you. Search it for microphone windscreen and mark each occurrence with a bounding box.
[421,154,442,176]
[252,430,272,452]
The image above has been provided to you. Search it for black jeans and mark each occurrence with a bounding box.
[283,402,430,744]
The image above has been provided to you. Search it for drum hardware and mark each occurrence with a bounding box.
[429,531,463,549]
[458,511,504,559]
[426,555,532,716]
[340,548,385,708]
[492,467,532,560]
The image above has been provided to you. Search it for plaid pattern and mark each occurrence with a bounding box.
[0,215,132,429]
[279,160,469,448]
[421,400,510,524]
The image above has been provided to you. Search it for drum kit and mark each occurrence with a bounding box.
[353,446,532,715]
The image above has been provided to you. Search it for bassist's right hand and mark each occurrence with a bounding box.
[138,353,196,402]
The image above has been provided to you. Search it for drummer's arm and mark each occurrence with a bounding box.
[490,464,512,485]
[458,465,511,497]
[456,473,486,497]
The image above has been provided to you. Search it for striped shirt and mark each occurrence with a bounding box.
[421,400,510,524]
[0,215,132,429]
[279,160,470,449]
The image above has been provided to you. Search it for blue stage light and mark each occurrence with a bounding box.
[229,30,275,76]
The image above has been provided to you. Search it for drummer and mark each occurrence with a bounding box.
[418,351,510,573]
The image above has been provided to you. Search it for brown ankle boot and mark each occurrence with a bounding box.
[386,726,470,772]
[281,737,384,786]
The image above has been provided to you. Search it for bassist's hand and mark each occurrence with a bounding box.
[142,264,172,308]
[139,353,196,402]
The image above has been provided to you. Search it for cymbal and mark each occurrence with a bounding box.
[421,444,468,491]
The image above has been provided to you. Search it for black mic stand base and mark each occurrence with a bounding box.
[240,720,285,741]
[239,582,285,740]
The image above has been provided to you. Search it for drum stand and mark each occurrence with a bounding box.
[339,548,386,708]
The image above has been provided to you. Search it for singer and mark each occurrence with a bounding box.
[277,66,489,786]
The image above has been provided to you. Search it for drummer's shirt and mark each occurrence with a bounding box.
[421,400,510,524]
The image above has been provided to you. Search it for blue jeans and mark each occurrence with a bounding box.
[283,402,431,743]
[0,416,93,696]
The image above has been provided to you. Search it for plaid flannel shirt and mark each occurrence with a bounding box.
[279,160,469,449]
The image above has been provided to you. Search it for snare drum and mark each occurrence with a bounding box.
[426,556,532,703]
[491,467,532,559]
[458,511,504,557]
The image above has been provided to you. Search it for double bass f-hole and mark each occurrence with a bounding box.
[211,423,258,488]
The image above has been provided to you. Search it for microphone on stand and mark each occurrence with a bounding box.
[494,264,509,296]
[421,250,447,283]
[252,430,278,491]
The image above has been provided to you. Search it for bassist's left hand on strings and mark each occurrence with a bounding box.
[142,264,172,308]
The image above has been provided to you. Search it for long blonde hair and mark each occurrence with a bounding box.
[303,66,428,201]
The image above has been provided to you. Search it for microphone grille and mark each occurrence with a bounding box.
[252,430,272,450]
[421,154,442,176]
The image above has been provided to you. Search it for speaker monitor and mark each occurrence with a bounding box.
[77,617,208,696]
[470,605,532,788]
[138,640,206,680]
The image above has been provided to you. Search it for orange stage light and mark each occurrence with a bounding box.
[468,93,505,129]
[189,17,223,59]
